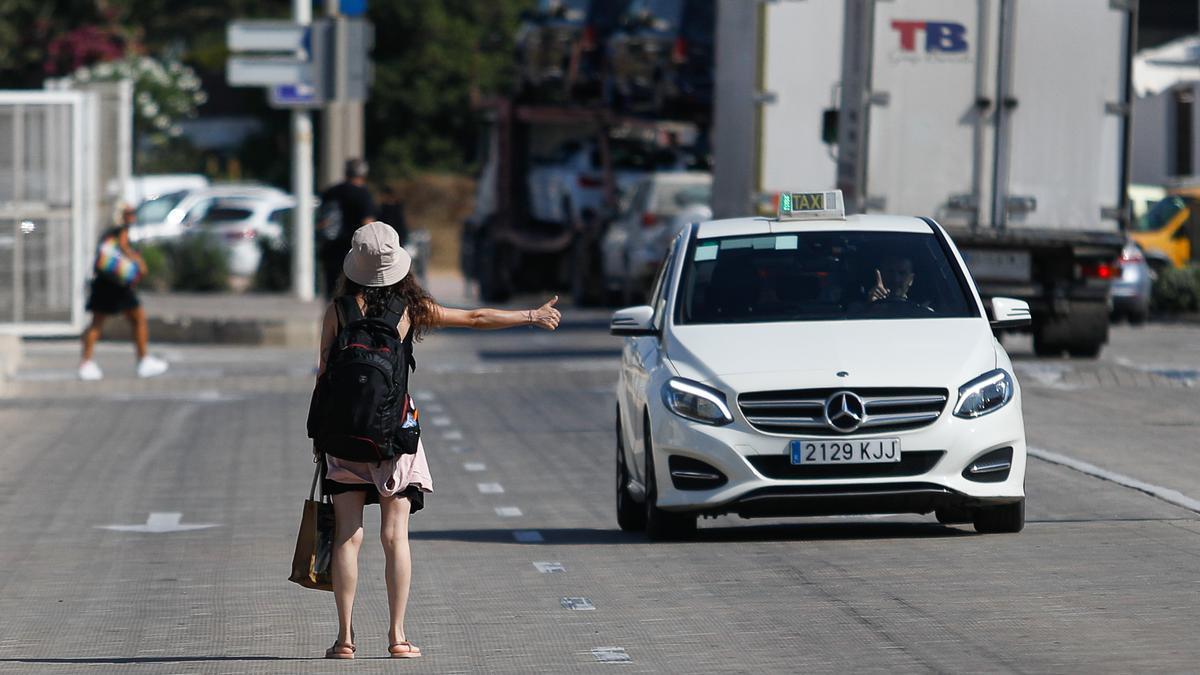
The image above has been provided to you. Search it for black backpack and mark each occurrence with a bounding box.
[307,295,419,462]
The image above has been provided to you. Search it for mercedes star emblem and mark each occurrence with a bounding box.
[824,391,866,433]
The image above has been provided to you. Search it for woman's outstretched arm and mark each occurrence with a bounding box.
[433,296,561,331]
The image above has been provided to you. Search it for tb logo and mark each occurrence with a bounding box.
[891,20,969,53]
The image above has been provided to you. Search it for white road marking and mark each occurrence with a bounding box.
[463,462,487,472]
[97,512,219,533]
[412,390,436,402]
[591,647,631,663]
[104,390,242,403]
[512,530,543,543]
[1013,363,1076,391]
[424,403,446,414]
[450,445,470,453]
[560,597,595,610]
[443,430,464,441]
[477,482,504,494]
[495,506,523,517]
[1029,445,1200,514]
[431,416,452,427]
[533,561,565,573]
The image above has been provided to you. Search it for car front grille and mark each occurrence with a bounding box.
[738,387,949,435]
[746,450,945,480]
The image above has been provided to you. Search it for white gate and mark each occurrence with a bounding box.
[0,91,91,336]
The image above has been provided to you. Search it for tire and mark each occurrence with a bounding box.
[1128,305,1149,326]
[643,415,697,542]
[615,410,646,532]
[973,500,1025,534]
[1067,342,1102,359]
[1032,334,1063,358]
[935,506,973,525]
[477,230,512,303]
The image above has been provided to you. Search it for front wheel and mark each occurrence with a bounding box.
[643,417,697,542]
[973,500,1025,534]
[615,411,645,532]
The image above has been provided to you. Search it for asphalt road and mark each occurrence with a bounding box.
[1,317,1198,673]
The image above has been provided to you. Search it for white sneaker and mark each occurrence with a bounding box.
[78,360,103,381]
[136,355,169,378]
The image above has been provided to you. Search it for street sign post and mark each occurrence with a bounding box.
[227,21,308,52]
[226,57,311,87]
[270,83,321,109]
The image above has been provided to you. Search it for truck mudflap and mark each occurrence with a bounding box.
[945,226,1124,359]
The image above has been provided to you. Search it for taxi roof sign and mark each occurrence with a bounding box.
[777,190,845,221]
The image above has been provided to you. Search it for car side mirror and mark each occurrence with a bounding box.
[821,108,839,145]
[611,305,656,336]
[990,297,1031,329]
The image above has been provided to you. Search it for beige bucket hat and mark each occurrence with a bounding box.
[343,221,412,287]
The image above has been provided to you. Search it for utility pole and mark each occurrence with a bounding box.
[292,0,315,300]
[320,1,366,189]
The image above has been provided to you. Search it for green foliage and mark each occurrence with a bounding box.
[1151,265,1200,314]
[167,234,231,292]
[136,242,173,292]
[367,0,534,177]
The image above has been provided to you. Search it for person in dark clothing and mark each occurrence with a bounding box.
[378,185,408,245]
[318,158,377,298]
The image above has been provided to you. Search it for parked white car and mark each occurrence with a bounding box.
[123,173,209,208]
[600,171,711,300]
[130,184,290,244]
[187,192,295,277]
[611,190,1031,540]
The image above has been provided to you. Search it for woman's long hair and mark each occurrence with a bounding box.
[336,273,437,341]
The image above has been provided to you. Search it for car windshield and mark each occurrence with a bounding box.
[199,206,254,224]
[1134,196,1187,233]
[135,191,187,224]
[675,230,977,324]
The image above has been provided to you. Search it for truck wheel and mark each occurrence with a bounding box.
[643,417,697,542]
[477,232,512,303]
[615,410,646,532]
[1032,333,1063,358]
[973,500,1025,534]
[1067,343,1102,358]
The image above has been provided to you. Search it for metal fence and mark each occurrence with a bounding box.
[0,91,91,335]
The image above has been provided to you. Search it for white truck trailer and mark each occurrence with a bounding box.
[713,0,1135,357]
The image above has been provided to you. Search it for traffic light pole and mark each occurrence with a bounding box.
[292,0,315,300]
[320,2,365,190]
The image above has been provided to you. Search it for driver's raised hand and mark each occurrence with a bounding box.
[869,269,890,302]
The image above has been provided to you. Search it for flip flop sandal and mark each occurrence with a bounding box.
[325,641,356,659]
[389,640,422,659]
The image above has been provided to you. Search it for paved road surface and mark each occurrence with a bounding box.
[1,319,1198,673]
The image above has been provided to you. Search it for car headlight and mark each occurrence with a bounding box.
[662,378,733,426]
[953,369,1014,419]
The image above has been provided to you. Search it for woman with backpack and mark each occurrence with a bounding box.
[314,221,561,660]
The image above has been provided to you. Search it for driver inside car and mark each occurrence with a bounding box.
[869,255,916,302]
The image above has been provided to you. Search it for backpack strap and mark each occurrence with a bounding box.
[334,295,363,330]
[380,295,407,328]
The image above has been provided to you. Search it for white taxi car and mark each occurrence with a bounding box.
[611,190,1031,540]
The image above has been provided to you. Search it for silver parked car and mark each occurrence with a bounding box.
[1111,239,1152,325]
[187,193,295,278]
[601,171,711,301]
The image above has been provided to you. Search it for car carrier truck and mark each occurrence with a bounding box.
[712,0,1135,357]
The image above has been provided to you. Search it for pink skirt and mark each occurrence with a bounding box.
[326,439,434,501]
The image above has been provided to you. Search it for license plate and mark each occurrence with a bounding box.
[960,249,1032,282]
[789,438,901,465]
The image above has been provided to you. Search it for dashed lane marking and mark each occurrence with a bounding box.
[560,597,595,610]
[533,561,564,573]
[495,507,523,517]
[1029,445,1200,514]
[431,416,452,427]
[450,445,470,453]
[97,512,219,533]
[413,390,437,402]
[512,530,543,543]
[591,647,631,663]
[442,430,464,441]
[464,462,487,472]
[477,482,504,494]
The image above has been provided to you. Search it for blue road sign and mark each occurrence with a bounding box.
[339,0,367,17]
[270,82,322,109]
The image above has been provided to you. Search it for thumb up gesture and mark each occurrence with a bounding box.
[529,295,562,330]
